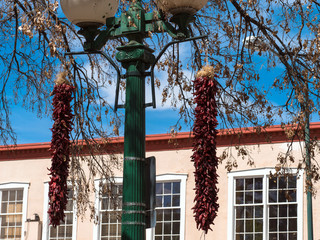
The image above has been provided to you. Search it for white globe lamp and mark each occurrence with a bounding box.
[60,0,119,27]
[155,0,208,15]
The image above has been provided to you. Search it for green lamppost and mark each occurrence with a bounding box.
[60,0,207,239]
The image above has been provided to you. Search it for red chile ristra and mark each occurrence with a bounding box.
[48,72,74,227]
[192,65,219,233]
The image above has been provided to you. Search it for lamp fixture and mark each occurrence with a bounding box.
[155,0,208,15]
[60,0,119,27]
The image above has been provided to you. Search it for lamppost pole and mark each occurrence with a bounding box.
[304,83,313,240]
[115,3,154,238]
[61,0,208,239]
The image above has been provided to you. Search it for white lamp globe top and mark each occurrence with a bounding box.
[61,0,119,27]
[155,0,208,15]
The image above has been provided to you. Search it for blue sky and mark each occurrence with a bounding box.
[9,58,286,145]
[8,44,296,145]
[10,103,191,144]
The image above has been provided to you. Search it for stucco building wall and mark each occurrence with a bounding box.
[1,124,320,239]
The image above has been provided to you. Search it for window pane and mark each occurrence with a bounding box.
[245,220,253,232]
[164,196,171,207]
[279,232,287,240]
[289,204,297,217]
[172,195,180,207]
[279,177,286,189]
[279,190,287,202]
[289,232,297,240]
[163,222,171,234]
[2,191,8,201]
[109,224,117,236]
[172,222,180,234]
[245,206,253,218]
[269,178,277,189]
[16,202,23,213]
[155,222,162,234]
[254,178,263,190]
[236,233,244,240]
[163,209,171,221]
[156,196,162,207]
[245,192,253,204]
[279,218,287,231]
[245,233,253,240]
[279,205,287,217]
[156,210,163,221]
[236,220,244,232]
[1,203,7,213]
[49,226,57,237]
[255,219,263,232]
[156,183,163,194]
[65,226,72,237]
[269,233,277,240]
[269,190,277,203]
[289,218,297,231]
[172,182,180,194]
[254,206,263,218]
[236,192,244,204]
[164,183,171,194]
[288,176,297,188]
[236,206,244,219]
[58,226,65,237]
[236,179,244,191]
[245,179,253,190]
[288,190,296,202]
[269,205,278,217]
[9,191,16,201]
[254,191,262,203]
[255,233,262,240]
[172,209,180,221]
[269,219,277,232]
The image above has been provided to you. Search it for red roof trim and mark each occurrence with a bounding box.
[1,123,320,161]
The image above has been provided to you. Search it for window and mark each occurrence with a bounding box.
[0,182,29,240]
[227,168,303,240]
[154,181,181,240]
[94,174,187,240]
[100,184,122,240]
[42,183,77,240]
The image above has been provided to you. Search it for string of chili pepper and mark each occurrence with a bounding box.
[192,66,219,233]
[48,72,74,227]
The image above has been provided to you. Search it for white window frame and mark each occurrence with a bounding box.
[42,182,77,240]
[0,182,29,240]
[93,177,122,240]
[227,168,303,240]
[93,173,188,240]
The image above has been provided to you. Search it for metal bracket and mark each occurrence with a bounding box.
[122,221,146,226]
[64,50,123,112]
[149,35,208,109]
[124,156,145,161]
[64,35,207,112]
[123,202,146,207]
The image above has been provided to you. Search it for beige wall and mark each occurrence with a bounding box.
[0,141,319,240]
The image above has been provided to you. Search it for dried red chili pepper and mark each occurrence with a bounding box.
[192,65,219,233]
[48,72,74,227]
